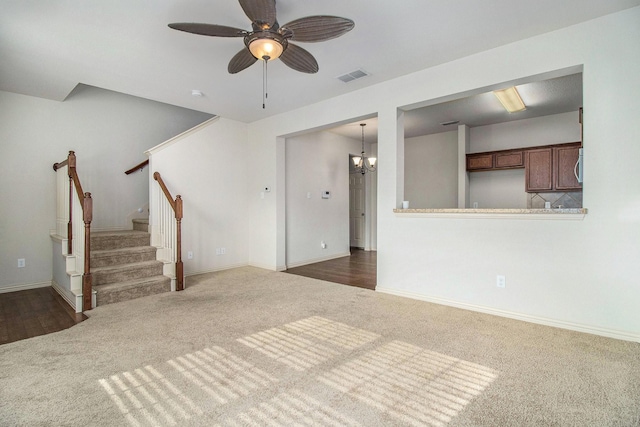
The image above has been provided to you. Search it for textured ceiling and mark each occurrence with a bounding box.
[1,1,638,124]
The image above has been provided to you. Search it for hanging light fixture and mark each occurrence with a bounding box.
[353,123,377,175]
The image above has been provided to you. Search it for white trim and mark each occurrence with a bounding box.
[185,262,251,278]
[51,280,76,310]
[0,281,51,294]
[285,252,352,269]
[145,116,219,156]
[376,286,640,343]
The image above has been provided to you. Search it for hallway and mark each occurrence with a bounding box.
[284,249,376,290]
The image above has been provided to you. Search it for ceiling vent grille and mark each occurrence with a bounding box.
[337,69,369,83]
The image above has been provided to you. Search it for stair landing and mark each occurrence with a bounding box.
[91,229,170,306]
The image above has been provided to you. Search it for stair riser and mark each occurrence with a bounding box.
[133,222,149,232]
[94,263,164,286]
[92,234,150,251]
[91,250,156,268]
[96,278,171,306]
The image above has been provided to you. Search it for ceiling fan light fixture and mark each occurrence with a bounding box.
[247,33,285,61]
[493,87,526,113]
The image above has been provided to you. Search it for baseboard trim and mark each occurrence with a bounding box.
[51,280,77,311]
[376,287,640,343]
[286,252,352,269]
[0,281,51,294]
[185,263,250,278]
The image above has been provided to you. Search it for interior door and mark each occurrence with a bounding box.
[350,173,365,248]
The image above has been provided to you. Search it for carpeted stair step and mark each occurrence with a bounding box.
[92,260,164,286]
[91,230,150,251]
[94,275,171,306]
[91,246,157,268]
[132,218,149,232]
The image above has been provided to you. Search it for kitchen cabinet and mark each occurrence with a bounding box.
[495,151,524,169]
[525,143,582,192]
[524,148,553,191]
[554,145,581,190]
[466,149,523,171]
[466,153,493,171]
[467,142,582,192]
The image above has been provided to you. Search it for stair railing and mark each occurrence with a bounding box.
[124,159,149,175]
[152,172,184,291]
[53,151,93,311]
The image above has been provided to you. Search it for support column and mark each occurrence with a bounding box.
[458,124,470,208]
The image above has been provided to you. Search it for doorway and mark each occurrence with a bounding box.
[349,169,365,249]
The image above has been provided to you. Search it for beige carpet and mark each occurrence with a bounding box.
[1,267,639,426]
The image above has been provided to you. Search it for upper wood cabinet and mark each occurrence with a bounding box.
[525,148,553,191]
[495,151,524,169]
[554,144,581,190]
[466,153,493,171]
[467,142,582,193]
[524,143,582,192]
[466,149,523,171]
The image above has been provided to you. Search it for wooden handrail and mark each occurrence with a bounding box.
[125,159,149,175]
[53,150,93,311]
[53,159,68,171]
[153,172,184,291]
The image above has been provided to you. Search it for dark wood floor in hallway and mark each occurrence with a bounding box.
[284,249,377,290]
[0,287,86,345]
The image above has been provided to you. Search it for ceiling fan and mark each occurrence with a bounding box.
[168,0,355,74]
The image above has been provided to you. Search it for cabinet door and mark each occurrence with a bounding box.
[525,148,553,192]
[495,151,524,169]
[554,145,582,190]
[466,153,493,171]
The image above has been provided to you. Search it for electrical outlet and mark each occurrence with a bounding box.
[18,258,25,268]
[187,251,193,259]
[496,275,506,288]
[221,248,226,255]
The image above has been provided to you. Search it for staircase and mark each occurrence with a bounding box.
[91,219,171,306]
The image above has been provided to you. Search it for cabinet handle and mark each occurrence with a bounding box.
[574,158,580,181]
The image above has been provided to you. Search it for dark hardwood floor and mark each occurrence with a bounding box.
[0,287,86,345]
[285,248,377,290]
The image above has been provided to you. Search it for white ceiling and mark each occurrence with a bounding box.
[330,72,584,143]
[2,1,638,126]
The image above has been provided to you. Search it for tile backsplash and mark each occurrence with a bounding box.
[528,192,582,209]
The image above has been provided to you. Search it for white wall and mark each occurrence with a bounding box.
[467,111,581,208]
[0,85,212,291]
[469,169,528,209]
[405,131,458,208]
[147,118,249,276]
[246,7,640,341]
[285,131,361,267]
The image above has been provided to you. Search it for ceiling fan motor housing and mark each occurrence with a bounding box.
[245,31,287,60]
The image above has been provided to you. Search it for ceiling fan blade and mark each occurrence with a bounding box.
[280,43,319,74]
[239,0,276,29]
[228,48,258,74]
[281,16,354,42]
[168,23,247,37]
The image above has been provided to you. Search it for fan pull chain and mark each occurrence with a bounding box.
[262,56,269,109]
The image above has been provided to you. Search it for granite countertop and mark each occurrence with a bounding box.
[394,208,587,214]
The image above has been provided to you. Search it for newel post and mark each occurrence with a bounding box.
[67,151,76,254]
[175,195,184,291]
[82,192,93,311]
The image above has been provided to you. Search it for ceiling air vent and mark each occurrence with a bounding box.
[337,69,370,83]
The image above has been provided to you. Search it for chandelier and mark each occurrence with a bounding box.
[352,123,377,175]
